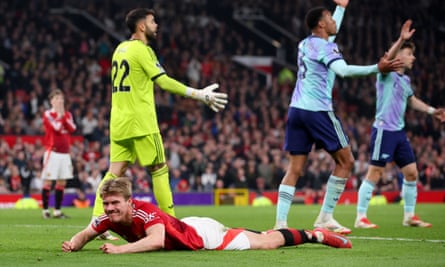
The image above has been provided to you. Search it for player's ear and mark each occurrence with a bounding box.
[136,20,145,32]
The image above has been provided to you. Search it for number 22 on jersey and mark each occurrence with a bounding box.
[111,59,131,93]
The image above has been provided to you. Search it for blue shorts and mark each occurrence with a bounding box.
[284,107,349,155]
[370,127,415,168]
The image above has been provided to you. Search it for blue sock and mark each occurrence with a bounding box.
[357,179,375,215]
[321,175,346,214]
[276,184,295,222]
[402,179,417,213]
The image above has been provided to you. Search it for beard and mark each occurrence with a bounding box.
[145,29,157,42]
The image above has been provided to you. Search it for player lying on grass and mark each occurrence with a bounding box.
[62,178,351,254]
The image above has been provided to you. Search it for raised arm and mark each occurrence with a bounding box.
[328,0,349,42]
[386,19,416,60]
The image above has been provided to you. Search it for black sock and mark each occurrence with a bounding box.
[277,229,308,246]
[42,188,50,210]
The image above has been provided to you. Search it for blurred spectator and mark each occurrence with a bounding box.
[81,110,98,142]
[72,189,91,208]
[201,163,217,191]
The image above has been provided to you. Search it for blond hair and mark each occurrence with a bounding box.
[48,88,63,100]
[100,178,132,200]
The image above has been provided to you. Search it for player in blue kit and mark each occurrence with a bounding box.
[354,20,445,229]
[274,0,402,234]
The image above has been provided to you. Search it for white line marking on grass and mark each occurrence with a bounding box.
[10,224,84,229]
[349,236,445,243]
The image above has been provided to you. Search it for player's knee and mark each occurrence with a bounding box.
[338,157,354,171]
[404,171,418,181]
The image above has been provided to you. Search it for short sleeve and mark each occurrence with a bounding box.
[320,42,343,67]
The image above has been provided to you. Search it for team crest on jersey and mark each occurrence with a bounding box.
[147,212,157,222]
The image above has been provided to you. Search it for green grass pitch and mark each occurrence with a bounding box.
[1,203,444,267]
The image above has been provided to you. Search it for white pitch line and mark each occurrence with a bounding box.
[9,224,84,229]
[348,235,445,243]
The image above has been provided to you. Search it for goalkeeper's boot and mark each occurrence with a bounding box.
[312,228,352,249]
[354,217,378,229]
[403,215,432,228]
[97,231,119,241]
[314,216,351,235]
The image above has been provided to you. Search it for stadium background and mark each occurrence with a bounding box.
[0,0,444,207]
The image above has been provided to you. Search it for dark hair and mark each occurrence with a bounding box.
[48,89,63,100]
[125,8,155,33]
[305,6,327,30]
[401,41,415,52]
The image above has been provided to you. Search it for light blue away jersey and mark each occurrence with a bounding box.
[373,72,413,131]
[290,36,343,111]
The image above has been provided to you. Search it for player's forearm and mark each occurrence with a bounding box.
[409,95,435,114]
[62,115,77,133]
[69,230,94,251]
[114,236,164,253]
[45,118,63,132]
[154,74,187,96]
[386,37,404,60]
[330,59,378,78]
[328,6,346,42]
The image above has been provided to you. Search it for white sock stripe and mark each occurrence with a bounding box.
[278,191,294,202]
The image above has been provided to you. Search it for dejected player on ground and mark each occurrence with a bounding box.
[63,178,351,254]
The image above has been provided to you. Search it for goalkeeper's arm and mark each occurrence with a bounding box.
[154,74,228,112]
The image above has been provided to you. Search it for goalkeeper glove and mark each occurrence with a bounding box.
[186,83,228,112]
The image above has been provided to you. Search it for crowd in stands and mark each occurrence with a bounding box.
[0,0,444,199]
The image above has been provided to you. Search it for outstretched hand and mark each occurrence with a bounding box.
[433,108,445,123]
[377,52,403,73]
[400,19,415,41]
[333,0,349,8]
[199,83,228,112]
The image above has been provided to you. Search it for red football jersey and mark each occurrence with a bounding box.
[92,199,204,250]
[42,110,76,153]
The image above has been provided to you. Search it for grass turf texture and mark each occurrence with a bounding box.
[1,203,444,267]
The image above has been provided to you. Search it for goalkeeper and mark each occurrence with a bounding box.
[92,8,228,240]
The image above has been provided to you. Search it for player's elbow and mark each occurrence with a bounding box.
[150,240,165,251]
[336,71,347,78]
[144,235,165,251]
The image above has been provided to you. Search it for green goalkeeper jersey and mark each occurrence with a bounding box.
[110,40,165,141]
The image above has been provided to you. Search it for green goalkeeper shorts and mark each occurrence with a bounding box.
[110,133,166,166]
